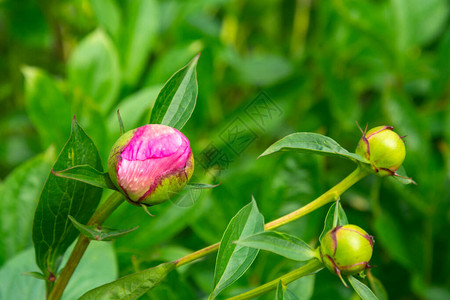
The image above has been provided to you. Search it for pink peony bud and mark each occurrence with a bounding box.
[108,124,194,206]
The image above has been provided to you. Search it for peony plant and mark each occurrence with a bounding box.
[30,54,416,300]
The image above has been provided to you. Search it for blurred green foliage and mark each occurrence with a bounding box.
[0,0,448,299]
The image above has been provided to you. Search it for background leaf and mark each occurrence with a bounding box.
[210,199,265,299]
[80,262,175,300]
[119,0,159,87]
[32,118,103,277]
[89,0,122,41]
[22,67,72,148]
[0,242,117,300]
[0,147,55,265]
[367,272,389,300]
[259,133,368,164]
[68,29,120,114]
[235,231,316,261]
[149,54,199,130]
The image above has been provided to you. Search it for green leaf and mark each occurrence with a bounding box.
[210,198,265,299]
[90,0,122,41]
[149,54,200,130]
[119,0,159,87]
[52,164,117,191]
[22,66,72,147]
[69,216,138,241]
[32,118,103,278]
[68,29,120,113]
[0,147,55,265]
[276,280,300,300]
[79,262,176,300]
[367,273,388,300]
[276,281,285,300]
[259,133,368,164]
[0,242,117,300]
[235,231,316,261]
[348,275,379,300]
[319,202,348,243]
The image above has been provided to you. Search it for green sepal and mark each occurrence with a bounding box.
[185,183,220,189]
[68,216,139,241]
[392,166,417,185]
[117,109,125,136]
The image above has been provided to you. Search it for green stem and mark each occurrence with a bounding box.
[48,192,125,300]
[227,259,324,300]
[175,166,368,268]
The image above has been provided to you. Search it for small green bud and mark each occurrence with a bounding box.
[320,224,374,279]
[356,125,406,176]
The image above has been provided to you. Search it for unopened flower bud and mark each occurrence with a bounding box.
[320,225,374,278]
[356,126,405,176]
[108,124,194,206]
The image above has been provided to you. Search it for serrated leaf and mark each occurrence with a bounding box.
[0,147,55,265]
[259,133,368,164]
[235,231,316,261]
[69,216,138,241]
[348,275,379,300]
[68,29,120,113]
[319,202,348,243]
[149,54,200,130]
[32,118,103,278]
[53,164,117,191]
[210,198,265,299]
[79,262,176,300]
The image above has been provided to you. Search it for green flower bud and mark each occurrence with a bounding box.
[356,125,406,176]
[320,224,374,279]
